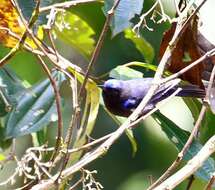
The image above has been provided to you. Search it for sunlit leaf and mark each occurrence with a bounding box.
[0,1,24,48]
[67,67,100,146]
[5,71,66,138]
[103,0,144,36]
[124,29,154,63]
[53,11,95,59]
[0,154,5,161]
[81,79,100,140]
[153,112,215,182]
[0,0,43,49]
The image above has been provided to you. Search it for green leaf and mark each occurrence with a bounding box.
[125,61,171,75]
[53,11,95,59]
[153,112,215,182]
[116,116,137,156]
[103,0,144,36]
[0,126,12,149]
[109,61,170,81]
[5,71,66,138]
[109,65,143,80]
[18,0,48,25]
[0,154,6,161]
[124,29,154,63]
[0,67,26,117]
[182,98,215,144]
[200,109,215,144]
[183,98,202,122]
[67,68,100,150]
[80,80,100,141]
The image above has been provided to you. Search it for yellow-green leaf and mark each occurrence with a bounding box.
[124,29,154,63]
[53,11,95,59]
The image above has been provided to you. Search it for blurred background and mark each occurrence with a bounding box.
[0,0,213,189]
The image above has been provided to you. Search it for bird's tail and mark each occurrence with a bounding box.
[177,85,205,98]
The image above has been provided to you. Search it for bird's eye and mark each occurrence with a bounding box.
[110,88,120,96]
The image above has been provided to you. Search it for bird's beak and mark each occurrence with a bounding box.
[97,85,104,89]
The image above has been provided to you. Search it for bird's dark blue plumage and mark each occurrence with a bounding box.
[102,78,205,117]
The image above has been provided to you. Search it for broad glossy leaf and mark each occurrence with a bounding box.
[53,11,95,59]
[5,71,66,138]
[0,67,26,116]
[103,0,144,36]
[153,112,215,182]
[124,29,154,63]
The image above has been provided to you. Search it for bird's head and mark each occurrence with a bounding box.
[102,79,132,116]
[102,79,123,97]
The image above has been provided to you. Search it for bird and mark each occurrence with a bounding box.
[102,78,206,117]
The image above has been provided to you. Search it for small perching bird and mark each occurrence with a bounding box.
[102,78,206,117]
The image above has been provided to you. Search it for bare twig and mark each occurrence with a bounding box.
[204,174,215,190]
[186,175,195,190]
[153,135,215,190]
[30,1,210,189]
[78,0,122,99]
[39,0,98,12]
[149,58,215,190]
[161,48,215,84]
[148,60,215,190]
[36,55,63,162]
[55,76,79,182]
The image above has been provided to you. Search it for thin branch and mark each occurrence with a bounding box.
[78,0,122,100]
[149,58,215,190]
[55,76,79,182]
[186,175,195,190]
[39,0,98,12]
[204,174,215,190]
[161,48,215,84]
[153,135,215,190]
[148,61,215,190]
[30,1,207,189]
[0,0,40,67]
[50,0,123,181]
[36,55,63,162]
